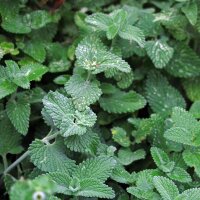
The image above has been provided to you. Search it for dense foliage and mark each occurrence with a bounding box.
[1,0,200,199]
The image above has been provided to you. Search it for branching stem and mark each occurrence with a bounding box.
[3,132,59,175]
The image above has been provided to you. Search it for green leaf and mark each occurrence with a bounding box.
[166,43,200,77]
[153,176,179,200]
[127,169,161,199]
[182,149,200,178]
[6,98,31,135]
[127,187,160,200]
[183,77,200,102]
[111,127,131,147]
[119,25,145,47]
[18,41,46,63]
[23,10,60,30]
[182,2,198,25]
[64,129,100,154]
[189,101,200,118]
[5,60,30,89]
[167,167,192,183]
[0,42,19,60]
[48,172,115,199]
[73,156,116,182]
[75,35,131,74]
[99,89,146,114]
[29,139,76,173]
[145,40,174,69]
[20,62,48,81]
[146,71,186,116]
[65,75,102,110]
[111,164,133,184]
[0,116,22,155]
[107,24,119,39]
[43,91,96,137]
[150,147,175,173]
[77,178,115,199]
[85,13,112,31]
[118,148,146,166]
[176,188,200,200]
[0,80,17,100]
[164,107,200,146]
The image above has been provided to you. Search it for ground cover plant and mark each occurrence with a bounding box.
[1,0,200,199]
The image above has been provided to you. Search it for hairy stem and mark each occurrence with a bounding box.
[2,154,8,170]
[3,132,59,175]
[4,151,29,175]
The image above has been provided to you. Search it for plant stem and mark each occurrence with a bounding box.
[3,132,59,175]
[86,71,91,81]
[4,151,29,175]
[2,154,8,170]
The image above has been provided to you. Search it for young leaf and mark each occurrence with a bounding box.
[85,13,112,31]
[6,98,31,135]
[43,91,96,137]
[118,148,146,166]
[65,75,102,110]
[164,107,200,146]
[145,40,174,69]
[151,147,175,173]
[75,35,131,74]
[153,176,179,200]
[119,25,145,47]
[167,167,192,183]
[111,127,131,147]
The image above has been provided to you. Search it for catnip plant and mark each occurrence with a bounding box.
[1,0,200,199]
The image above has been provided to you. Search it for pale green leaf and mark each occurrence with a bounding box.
[119,25,145,47]
[29,139,76,173]
[167,167,192,183]
[151,147,175,172]
[73,156,117,182]
[118,148,146,166]
[164,107,200,146]
[43,91,96,137]
[145,40,174,68]
[65,75,102,110]
[77,178,115,199]
[64,129,100,154]
[153,176,179,200]
[85,13,112,31]
[75,35,131,74]
[175,188,200,200]
[182,149,200,178]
